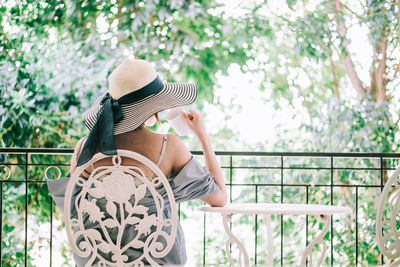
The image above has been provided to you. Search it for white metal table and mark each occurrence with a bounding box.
[198,203,351,267]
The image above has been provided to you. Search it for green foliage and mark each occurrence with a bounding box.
[1,0,399,266]
[302,98,398,153]
[0,0,261,148]
[293,3,335,61]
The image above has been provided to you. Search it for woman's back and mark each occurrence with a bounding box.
[114,128,189,179]
[72,127,193,182]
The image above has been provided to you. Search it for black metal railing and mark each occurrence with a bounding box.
[1,148,400,266]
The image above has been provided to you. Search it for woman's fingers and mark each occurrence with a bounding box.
[189,109,199,119]
[181,111,190,123]
[182,110,197,123]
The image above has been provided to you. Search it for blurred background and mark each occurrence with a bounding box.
[2,0,399,152]
[1,0,399,266]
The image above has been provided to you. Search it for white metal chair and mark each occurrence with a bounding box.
[376,165,400,266]
[63,150,178,267]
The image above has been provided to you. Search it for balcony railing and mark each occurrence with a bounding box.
[1,148,400,266]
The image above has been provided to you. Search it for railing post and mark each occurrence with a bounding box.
[255,185,258,265]
[355,186,359,266]
[0,179,3,267]
[49,196,53,267]
[330,156,334,266]
[280,156,283,266]
[24,152,28,267]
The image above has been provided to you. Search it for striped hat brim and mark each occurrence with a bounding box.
[84,82,198,135]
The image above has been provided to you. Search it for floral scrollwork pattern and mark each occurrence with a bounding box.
[0,165,11,180]
[377,166,400,266]
[222,214,250,267]
[301,214,330,267]
[64,151,178,267]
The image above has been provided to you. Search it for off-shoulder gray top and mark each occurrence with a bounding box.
[47,157,220,266]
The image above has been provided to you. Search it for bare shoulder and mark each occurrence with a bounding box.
[166,134,190,154]
[166,134,192,174]
[166,133,183,145]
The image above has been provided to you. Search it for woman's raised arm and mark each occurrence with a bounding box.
[182,109,227,207]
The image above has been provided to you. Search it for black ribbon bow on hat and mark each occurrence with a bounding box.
[101,93,124,122]
[76,76,163,167]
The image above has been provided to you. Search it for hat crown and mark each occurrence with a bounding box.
[109,59,157,99]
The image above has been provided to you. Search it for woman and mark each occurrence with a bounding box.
[47,58,227,266]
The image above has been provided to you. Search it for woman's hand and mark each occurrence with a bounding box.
[181,109,208,140]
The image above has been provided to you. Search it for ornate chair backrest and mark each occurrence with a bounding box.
[64,150,177,267]
[376,165,400,266]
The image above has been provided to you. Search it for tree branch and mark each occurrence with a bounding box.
[332,0,366,98]
[357,0,366,9]
[368,55,377,98]
[392,62,400,81]
[339,0,363,19]
[388,0,400,60]
[377,36,388,102]
[329,50,340,98]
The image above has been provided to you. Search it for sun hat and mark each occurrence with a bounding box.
[76,58,198,166]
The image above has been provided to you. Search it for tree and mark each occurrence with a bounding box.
[288,0,399,153]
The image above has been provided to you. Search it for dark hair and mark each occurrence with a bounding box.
[154,113,160,125]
